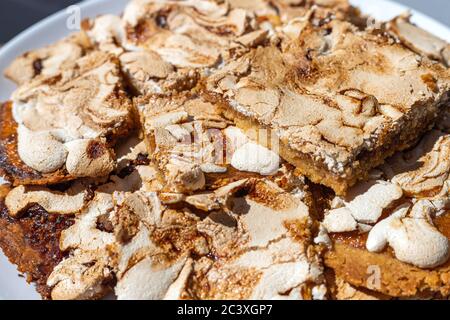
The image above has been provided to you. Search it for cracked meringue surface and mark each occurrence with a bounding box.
[207,18,450,195]
[1,0,450,301]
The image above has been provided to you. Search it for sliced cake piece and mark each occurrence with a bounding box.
[82,0,357,96]
[207,19,450,195]
[109,178,325,300]
[0,136,156,300]
[136,92,314,197]
[1,166,325,299]
[322,130,450,298]
[0,51,135,186]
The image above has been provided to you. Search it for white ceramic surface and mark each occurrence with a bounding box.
[0,0,449,300]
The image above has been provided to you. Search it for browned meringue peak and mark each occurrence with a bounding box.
[264,0,355,24]
[47,191,117,300]
[47,248,114,300]
[9,51,134,179]
[119,51,201,95]
[82,15,126,55]
[388,14,450,67]
[110,178,325,300]
[82,14,201,95]
[207,19,450,195]
[4,33,89,86]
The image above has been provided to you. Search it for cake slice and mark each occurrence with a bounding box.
[0,130,324,300]
[207,19,450,194]
[136,92,312,195]
[322,130,450,298]
[81,0,358,96]
[110,178,325,300]
[0,51,135,186]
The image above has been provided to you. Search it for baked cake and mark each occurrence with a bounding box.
[0,137,325,299]
[323,130,450,298]
[207,18,450,195]
[0,0,449,300]
[0,52,135,186]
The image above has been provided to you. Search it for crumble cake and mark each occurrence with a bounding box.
[110,178,325,300]
[207,18,450,195]
[81,0,358,95]
[0,52,135,186]
[0,147,325,300]
[1,0,450,301]
[136,92,310,195]
[322,130,450,298]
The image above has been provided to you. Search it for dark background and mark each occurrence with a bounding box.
[0,0,78,43]
[0,0,448,44]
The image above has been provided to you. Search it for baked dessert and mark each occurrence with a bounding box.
[81,0,361,96]
[4,33,89,86]
[0,52,135,186]
[1,0,450,301]
[136,92,308,194]
[207,18,450,195]
[111,178,325,300]
[322,130,450,298]
[0,149,325,299]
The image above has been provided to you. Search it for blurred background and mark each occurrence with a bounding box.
[0,0,79,43]
[0,0,449,43]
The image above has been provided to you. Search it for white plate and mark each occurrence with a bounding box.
[0,0,449,300]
